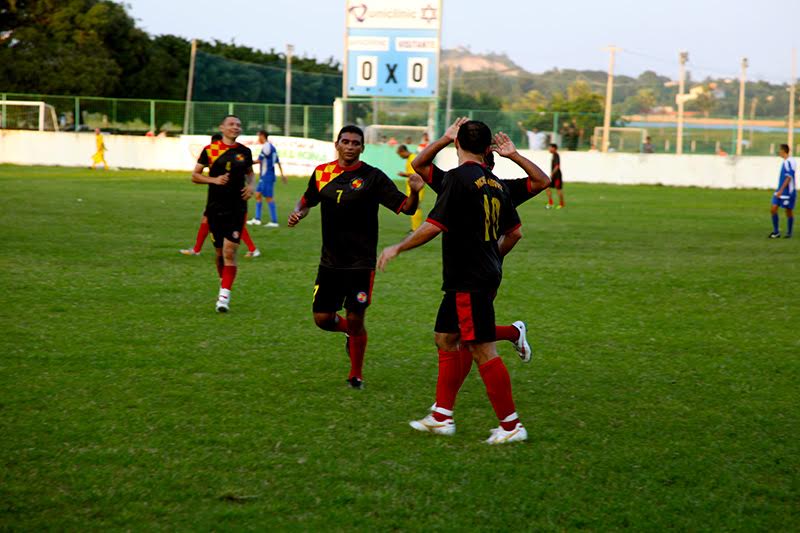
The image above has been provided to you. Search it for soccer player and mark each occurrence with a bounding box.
[378,120,528,445]
[90,128,108,170]
[396,144,425,231]
[248,130,287,227]
[411,117,551,360]
[191,115,255,312]
[769,144,796,239]
[288,125,422,389]
[545,143,565,209]
[181,133,260,258]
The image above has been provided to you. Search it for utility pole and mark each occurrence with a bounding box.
[285,44,294,136]
[182,39,197,134]
[789,48,796,151]
[445,63,454,126]
[676,51,689,155]
[601,46,620,153]
[736,57,748,156]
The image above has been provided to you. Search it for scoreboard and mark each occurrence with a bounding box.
[344,1,442,98]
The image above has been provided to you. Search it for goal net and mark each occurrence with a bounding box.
[0,101,59,132]
[592,127,648,153]
[335,97,434,144]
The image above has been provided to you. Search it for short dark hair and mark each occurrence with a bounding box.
[211,133,223,142]
[258,130,268,137]
[456,120,492,154]
[220,114,241,124]
[397,144,409,153]
[780,144,790,153]
[550,143,558,149]
[337,125,364,143]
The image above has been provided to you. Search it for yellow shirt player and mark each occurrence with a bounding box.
[396,144,425,230]
[91,128,108,170]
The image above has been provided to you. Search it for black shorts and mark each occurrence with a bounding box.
[435,291,496,343]
[312,266,375,313]
[551,174,563,190]
[207,210,246,248]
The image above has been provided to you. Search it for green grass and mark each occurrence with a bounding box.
[1,164,798,530]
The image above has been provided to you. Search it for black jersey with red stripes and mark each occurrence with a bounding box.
[425,164,536,207]
[301,160,408,269]
[196,141,253,213]
[426,162,521,292]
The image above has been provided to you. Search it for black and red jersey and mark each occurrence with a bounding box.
[196,141,253,213]
[427,162,521,292]
[302,160,408,270]
[425,164,536,208]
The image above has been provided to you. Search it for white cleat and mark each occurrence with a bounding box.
[409,414,456,436]
[512,320,532,362]
[245,249,261,258]
[486,423,528,445]
[179,248,200,256]
[247,218,262,226]
[265,221,279,228]
[216,289,231,313]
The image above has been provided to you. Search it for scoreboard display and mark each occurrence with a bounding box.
[345,1,442,98]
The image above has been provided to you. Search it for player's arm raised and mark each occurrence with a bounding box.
[493,132,550,194]
[399,173,424,215]
[411,117,469,178]
[191,163,228,186]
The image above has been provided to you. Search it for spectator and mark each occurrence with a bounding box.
[642,136,655,154]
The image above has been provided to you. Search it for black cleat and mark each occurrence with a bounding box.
[346,377,364,390]
[768,232,781,239]
[784,234,793,239]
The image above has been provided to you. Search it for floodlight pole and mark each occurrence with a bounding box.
[601,46,620,153]
[736,57,748,156]
[183,39,197,134]
[789,48,796,151]
[445,63,454,126]
[285,44,294,136]
[676,51,688,155]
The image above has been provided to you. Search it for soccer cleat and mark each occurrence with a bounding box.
[511,320,532,363]
[216,289,231,313]
[486,422,528,445]
[179,248,200,256]
[265,222,279,228]
[768,232,781,239]
[409,414,456,436]
[556,204,564,210]
[785,234,793,239]
[245,249,261,258]
[545,203,552,209]
[247,218,262,226]
[346,376,364,390]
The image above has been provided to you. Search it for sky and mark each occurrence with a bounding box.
[125,0,795,83]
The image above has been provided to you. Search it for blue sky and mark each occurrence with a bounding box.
[125,0,794,83]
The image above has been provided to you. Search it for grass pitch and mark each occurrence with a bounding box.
[0,164,798,530]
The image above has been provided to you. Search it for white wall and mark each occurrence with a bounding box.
[0,130,780,189]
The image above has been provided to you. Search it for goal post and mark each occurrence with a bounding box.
[0,101,60,132]
[592,127,647,152]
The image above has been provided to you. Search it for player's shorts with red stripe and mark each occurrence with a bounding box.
[312,266,375,313]
[435,291,496,343]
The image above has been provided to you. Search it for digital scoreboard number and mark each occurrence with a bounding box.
[345,1,441,98]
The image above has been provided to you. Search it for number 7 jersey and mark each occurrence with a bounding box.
[426,162,521,292]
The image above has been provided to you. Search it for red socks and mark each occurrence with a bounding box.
[334,314,349,333]
[347,333,367,380]
[479,357,519,430]
[495,326,520,342]
[241,226,256,252]
[433,350,462,421]
[221,265,237,290]
[193,221,209,253]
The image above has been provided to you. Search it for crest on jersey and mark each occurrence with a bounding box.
[235,154,245,162]
[350,178,364,191]
[232,231,240,239]
[356,291,368,303]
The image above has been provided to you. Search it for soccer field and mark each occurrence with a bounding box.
[1,164,798,530]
